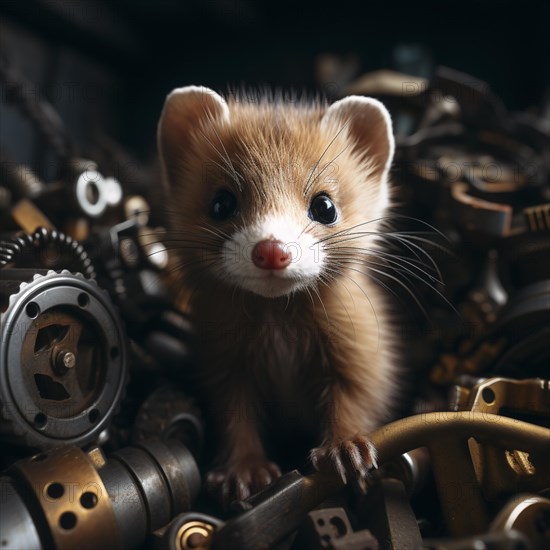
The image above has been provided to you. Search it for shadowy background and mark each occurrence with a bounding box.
[1,0,548,173]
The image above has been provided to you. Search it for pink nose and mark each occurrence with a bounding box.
[252,240,291,270]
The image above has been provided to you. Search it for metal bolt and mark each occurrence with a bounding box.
[56,350,76,371]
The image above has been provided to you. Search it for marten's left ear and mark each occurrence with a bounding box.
[321,96,395,183]
[158,86,230,189]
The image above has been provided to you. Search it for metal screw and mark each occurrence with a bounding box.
[55,350,76,371]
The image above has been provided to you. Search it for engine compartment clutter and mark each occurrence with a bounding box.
[1,57,549,549]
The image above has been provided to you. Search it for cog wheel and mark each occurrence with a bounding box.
[0,269,127,449]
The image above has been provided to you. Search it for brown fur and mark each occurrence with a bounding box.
[158,88,399,500]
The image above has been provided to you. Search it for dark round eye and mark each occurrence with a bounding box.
[209,189,238,220]
[308,193,337,225]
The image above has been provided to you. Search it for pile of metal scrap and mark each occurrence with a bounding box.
[0,57,548,549]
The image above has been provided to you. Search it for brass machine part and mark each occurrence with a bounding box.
[211,413,550,549]
[10,446,119,550]
[151,513,225,550]
[451,377,550,501]
[155,520,217,550]
[451,180,550,237]
[11,198,55,233]
[175,521,215,550]
[450,377,549,415]
[2,440,201,550]
[369,412,549,539]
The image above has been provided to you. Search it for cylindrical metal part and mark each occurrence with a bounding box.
[381,447,431,496]
[7,446,120,550]
[151,513,224,550]
[105,440,200,537]
[0,441,200,550]
[108,446,173,532]
[97,458,148,549]
[0,477,43,550]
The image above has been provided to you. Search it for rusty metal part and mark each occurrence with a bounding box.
[8,446,120,550]
[359,478,421,549]
[151,513,224,550]
[451,179,550,237]
[489,494,550,549]
[450,378,550,501]
[0,269,126,448]
[0,440,201,550]
[211,413,549,548]
[291,507,379,550]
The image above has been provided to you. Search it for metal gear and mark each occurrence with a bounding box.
[0,269,127,449]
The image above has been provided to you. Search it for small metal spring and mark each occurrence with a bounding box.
[0,227,96,279]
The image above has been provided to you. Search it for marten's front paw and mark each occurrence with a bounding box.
[310,435,377,491]
[206,456,281,503]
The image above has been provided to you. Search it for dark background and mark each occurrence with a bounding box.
[1,0,548,176]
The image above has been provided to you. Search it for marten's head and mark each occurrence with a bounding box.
[158,87,394,298]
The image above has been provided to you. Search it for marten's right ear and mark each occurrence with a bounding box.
[158,86,229,186]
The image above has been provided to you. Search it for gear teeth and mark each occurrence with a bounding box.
[0,269,128,450]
